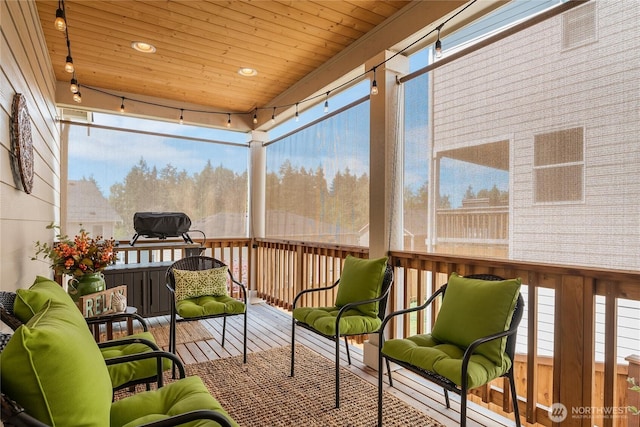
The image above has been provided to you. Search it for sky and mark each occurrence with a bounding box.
[67,114,249,196]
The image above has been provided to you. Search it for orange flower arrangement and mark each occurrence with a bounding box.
[33,224,118,278]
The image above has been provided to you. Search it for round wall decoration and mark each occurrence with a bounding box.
[11,93,34,194]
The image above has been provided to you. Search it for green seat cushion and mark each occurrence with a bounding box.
[293,306,382,336]
[110,375,238,427]
[101,331,171,389]
[173,267,228,302]
[13,276,80,323]
[382,334,511,389]
[0,299,112,426]
[176,295,245,319]
[334,255,388,318]
[431,273,521,366]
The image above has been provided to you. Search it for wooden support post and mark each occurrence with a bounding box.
[552,275,595,427]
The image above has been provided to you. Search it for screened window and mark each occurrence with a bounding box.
[533,127,584,203]
[265,100,369,245]
[401,1,638,271]
[562,2,597,50]
[64,113,249,242]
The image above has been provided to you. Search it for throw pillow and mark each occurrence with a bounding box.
[173,267,228,302]
[431,272,521,366]
[0,299,112,426]
[334,255,388,318]
[13,276,79,323]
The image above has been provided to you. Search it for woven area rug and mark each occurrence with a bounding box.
[184,345,444,427]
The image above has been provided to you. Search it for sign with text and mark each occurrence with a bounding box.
[77,285,127,318]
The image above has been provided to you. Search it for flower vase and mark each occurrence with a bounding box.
[68,272,106,302]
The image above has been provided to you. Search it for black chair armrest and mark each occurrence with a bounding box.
[139,410,234,427]
[105,350,186,387]
[1,306,23,332]
[292,280,340,309]
[335,283,394,319]
[378,285,446,343]
[85,312,149,332]
[1,393,49,427]
[229,277,248,304]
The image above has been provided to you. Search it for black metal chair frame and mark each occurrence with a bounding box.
[377,274,524,427]
[291,263,394,408]
[0,294,234,427]
[166,256,248,363]
[0,291,174,392]
[0,355,233,427]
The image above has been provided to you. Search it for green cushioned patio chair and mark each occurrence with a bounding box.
[377,273,524,427]
[166,256,248,363]
[0,289,237,427]
[1,280,172,392]
[291,255,393,408]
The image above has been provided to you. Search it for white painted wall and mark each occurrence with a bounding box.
[1,0,60,293]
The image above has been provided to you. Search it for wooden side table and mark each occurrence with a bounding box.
[86,307,141,342]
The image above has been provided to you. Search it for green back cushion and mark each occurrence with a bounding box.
[431,273,521,365]
[0,299,112,426]
[334,255,388,317]
[13,276,79,323]
[173,267,228,302]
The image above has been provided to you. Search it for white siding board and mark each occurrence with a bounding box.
[0,0,59,295]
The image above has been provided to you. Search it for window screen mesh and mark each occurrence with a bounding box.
[402,1,639,270]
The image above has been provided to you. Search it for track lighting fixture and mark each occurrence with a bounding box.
[179,109,184,124]
[371,67,379,95]
[54,3,66,32]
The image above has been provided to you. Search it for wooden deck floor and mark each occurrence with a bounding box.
[136,301,518,427]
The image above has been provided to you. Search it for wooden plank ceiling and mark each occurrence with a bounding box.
[35,0,413,115]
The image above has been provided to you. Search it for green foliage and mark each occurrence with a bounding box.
[108,158,247,239]
[629,377,640,415]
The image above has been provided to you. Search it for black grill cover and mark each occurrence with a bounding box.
[131,212,192,245]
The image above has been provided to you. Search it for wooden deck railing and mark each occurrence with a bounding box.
[253,239,640,427]
[114,238,640,427]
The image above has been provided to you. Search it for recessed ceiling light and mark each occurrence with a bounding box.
[238,67,258,77]
[131,41,156,53]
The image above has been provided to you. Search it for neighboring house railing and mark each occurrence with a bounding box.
[436,206,509,244]
[114,238,639,427]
